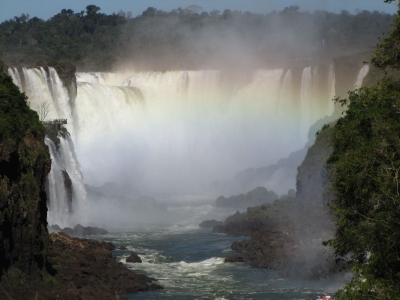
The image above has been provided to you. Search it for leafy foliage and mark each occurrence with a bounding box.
[328,82,400,300]
[0,6,394,71]
[0,71,44,144]
[325,4,400,299]
[372,3,400,70]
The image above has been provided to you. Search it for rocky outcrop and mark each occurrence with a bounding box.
[296,125,333,208]
[209,115,337,197]
[2,232,161,299]
[49,224,108,236]
[215,127,340,279]
[215,187,278,210]
[219,208,340,279]
[62,169,73,208]
[199,219,223,228]
[0,72,51,280]
[126,253,142,263]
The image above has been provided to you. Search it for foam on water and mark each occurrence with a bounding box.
[102,229,348,299]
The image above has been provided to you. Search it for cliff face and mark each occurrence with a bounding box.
[296,125,333,209]
[213,126,340,279]
[0,73,51,279]
[0,70,163,298]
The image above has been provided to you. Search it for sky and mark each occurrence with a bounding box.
[0,0,398,22]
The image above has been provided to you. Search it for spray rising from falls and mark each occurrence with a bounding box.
[9,63,369,209]
[72,67,336,196]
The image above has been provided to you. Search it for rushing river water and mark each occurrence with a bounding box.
[99,224,346,300]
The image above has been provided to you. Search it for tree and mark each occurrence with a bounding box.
[86,5,100,16]
[327,1,400,299]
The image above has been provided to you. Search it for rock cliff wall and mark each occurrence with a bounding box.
[0,72,51,279]
[296,125,333,209]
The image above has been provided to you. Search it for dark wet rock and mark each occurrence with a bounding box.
[149,283,164,290]
[62,169,73,210]
[119,245,128,250]
[2,232,160,299]
[216,127,343,280]
[43,232,157,298]
[219,215,341,278]
[0,84,51,283]
[296,124,334,209]
[199,219,223,228]
[217,211,337,277]
[126,253,142,263]
[224,255,245,263]
[49,224,108,237]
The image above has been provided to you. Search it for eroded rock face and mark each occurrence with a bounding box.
[0,73,51,280]
[296,126,333,209]
[215,127,342,280]
[218,211,340,279]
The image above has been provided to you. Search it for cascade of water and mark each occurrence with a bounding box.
[7,68,22,87]
[45,136,87,228]
[9,67,86,227]
[47,68,74,135]
[72,68,335,195]
[327,64,336,115]
[10,66,337,198]
[300,66,314,141]
[355,64,370,89]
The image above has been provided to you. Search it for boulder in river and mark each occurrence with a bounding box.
[126,253,142,263]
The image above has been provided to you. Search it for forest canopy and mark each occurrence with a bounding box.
[0,5,394,71]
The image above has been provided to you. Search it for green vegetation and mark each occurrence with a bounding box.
[0,68,44,145]
[0,5,394,71]
[327,2,400,298]
[0,63,52,297]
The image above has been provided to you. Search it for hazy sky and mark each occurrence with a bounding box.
[0,0,397,22]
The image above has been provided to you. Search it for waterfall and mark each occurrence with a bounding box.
[9,67,85,227]
[300,66,314,140]
[355,64,370,89]
[8,67,74,132]
[72,68,336,195]
[10,65,338,197]
[327,64,336,115]
[45,135,87,228]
